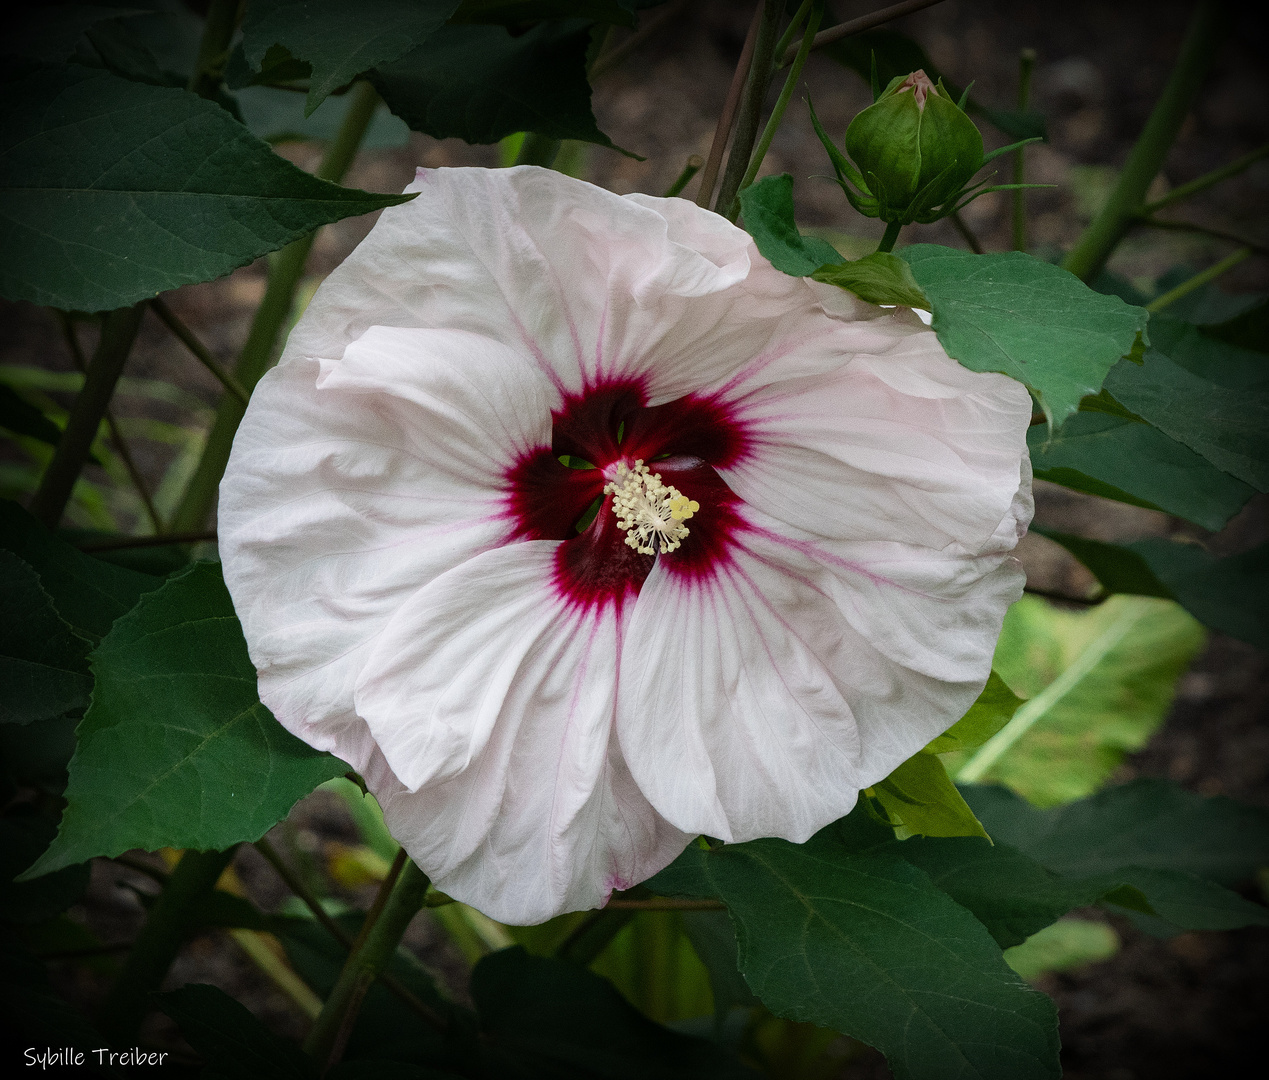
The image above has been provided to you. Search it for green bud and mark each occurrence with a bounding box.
[841,71,985,225]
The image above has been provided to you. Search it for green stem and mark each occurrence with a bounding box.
[1142,143,1269,214]
[771,0,813,69]
[1062,1,1225,282]
[101,847,237,1041]
[303,852,431,1071]
[151,298,249,406]
[187,0,242,99]
[664,154,704,198]
[778,0,948,66]
[169,81,380,533]
[30,305,144,530]
[1012,48,1036,252]
[515,133,562,168]
[950,211,984,254]
[736,0,825,203]
[1145,247,1252,312]
[695,2,763,210]
[1138,215,1269,256]
[714,0,783,221]
[876,220,903,253]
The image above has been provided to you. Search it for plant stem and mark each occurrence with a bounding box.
[58,313,162,534]
[30,305,144,530]
[187,0,242,99]
[714,0,783,221]
[101,847,237,1041]
[778,0,948,66]
[771,0,813,68]
[303,851,430,1071]
[1138,215,1269,257]
[1145,247,1252,312]
[876,220,903,253]
[696,2,764,210]
[169,81,380,533]
[950,211,984,254]
[1012,48,1036,252]
[1142,142,1269,214]
[150,298,249,406]
[736,0,825,203]
[1062,1,1225,282]
[588,0,688,81]
[664,155,704,197]
[227,929,323,1020]
[515,133,562,167]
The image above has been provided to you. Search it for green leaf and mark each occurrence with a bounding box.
[1003,918,1119,982]
[243,0,461,116]
[0,65,411,312]
[156,984,317,1080]
[1149,312,1269,391]
[1037,530,1269,648]
[21,562,348,879]
[471,946,756,1078]
[1102,351,1269,491]
[737,174,845,277]
[648,832,1061,1080]
[1103,867,1269,934]
[234,85,411,148]
[900,245,1148,424]
[872,752,989,839]
[960,778,1269,888]
[812,252,930,308]
[679,910,759,1018]
[955,596,1205,806]
[1027,412,1255,532]
[370,21,625,151]
[0,500,159,642]
[925,671,1024,754]
[886,836,1138,948]
[0,812,89,922]
[0,551,92,726]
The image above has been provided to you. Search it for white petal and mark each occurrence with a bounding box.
[355,542,689,924]
[218,329,552,767]
[717,328,1033,552]
[617,506,1023,844]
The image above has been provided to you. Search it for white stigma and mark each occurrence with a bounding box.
[604,460,700,556]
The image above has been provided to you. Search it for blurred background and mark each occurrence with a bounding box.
[2,2,1266,1076]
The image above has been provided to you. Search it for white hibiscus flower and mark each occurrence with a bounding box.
[219,166,1033,925]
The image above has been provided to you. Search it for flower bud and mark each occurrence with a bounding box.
[840,71,985,225]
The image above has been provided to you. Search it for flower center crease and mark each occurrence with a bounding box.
[605,460,700,556]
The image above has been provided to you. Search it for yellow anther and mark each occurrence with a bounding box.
[604,461,700,556]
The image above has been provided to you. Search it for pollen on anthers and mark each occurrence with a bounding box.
[604,460,700,556]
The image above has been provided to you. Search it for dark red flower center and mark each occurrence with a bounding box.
[503,378,750,611]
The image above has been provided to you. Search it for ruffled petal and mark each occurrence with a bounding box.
[715,325,1033,553]
[617,499,1025,844]
[354,542,690,924]
[218,329,554,768]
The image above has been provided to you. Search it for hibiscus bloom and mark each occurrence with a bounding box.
[219,166,1032,924]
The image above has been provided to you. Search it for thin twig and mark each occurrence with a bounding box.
[589,0,688,81]
[1146,247,1253,313]
[779,0,948,66]
[150,298,249,406]
[1012,48,1036,252]
[664,155,704,197]
[697,2,764,209]
[1137,215,1269,257]
[1143,143,1269,214]
[950,211,984,254]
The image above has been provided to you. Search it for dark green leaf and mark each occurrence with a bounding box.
[471,946,759,1078]
[737,174,846,277]
[960,779,1269,888]
[234,85,410,148]
[1149,312,1269,391]
[1103,866,1269,933]
[243,1,461,115]
[812,252,930,308]
[156,984,317,1080]
[0,812,90,922]
[1203,296,1269,353]
[1103,351,1269,490]
[450,0,638,26]
[21,562,348,879]
[0,501,159,642]
[0,65,410,312]
[649,834,1060,1080]
[1027,412,1255,531]
[0,551,93,726]
[901,245,1148,424]
[0,383,64,447]
[7,5,134,63]
[679,910,759,1017]
[1037,530,1269,648]
[370,21,625,150]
